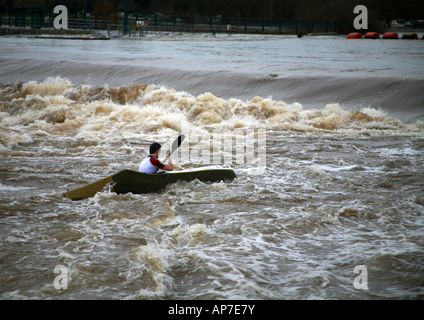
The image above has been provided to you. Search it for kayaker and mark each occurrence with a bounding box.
[138,142,174,173]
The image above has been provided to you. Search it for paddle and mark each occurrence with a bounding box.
[162,134,185,163]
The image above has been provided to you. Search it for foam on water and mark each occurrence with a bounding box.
[1,77,422,159]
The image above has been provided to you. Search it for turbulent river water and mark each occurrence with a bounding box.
[0,33,423,299]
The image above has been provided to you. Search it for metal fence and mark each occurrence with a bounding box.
[144,15,339,34]
[0,11,340,36]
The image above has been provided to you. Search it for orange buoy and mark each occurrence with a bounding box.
[364,32,380,39]
[383,32,398,39]
[402,32,418,39]
[347,32,362,39]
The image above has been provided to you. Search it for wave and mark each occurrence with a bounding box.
[1,77,422,152]
[1,76,423,161]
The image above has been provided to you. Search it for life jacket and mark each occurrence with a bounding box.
[138,154,165,173]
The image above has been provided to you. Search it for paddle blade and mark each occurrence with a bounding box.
[162,134,185,163]
[170,134,185,155]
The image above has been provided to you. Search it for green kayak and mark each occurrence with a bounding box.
[64,165,236,200]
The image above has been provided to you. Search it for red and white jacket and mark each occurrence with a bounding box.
[138,155,165,173]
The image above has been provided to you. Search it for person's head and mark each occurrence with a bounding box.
[149,142,161,155]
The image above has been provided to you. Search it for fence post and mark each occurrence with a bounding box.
[123,0,128,34]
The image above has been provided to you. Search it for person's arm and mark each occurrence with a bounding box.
[162,154,173,171]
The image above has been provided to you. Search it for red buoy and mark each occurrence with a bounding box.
[383,32,398,39]
[347,32,362,39]
[402,32,418,39]
[364,32,380,39]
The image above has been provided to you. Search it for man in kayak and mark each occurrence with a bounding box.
[139,142,174,173]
